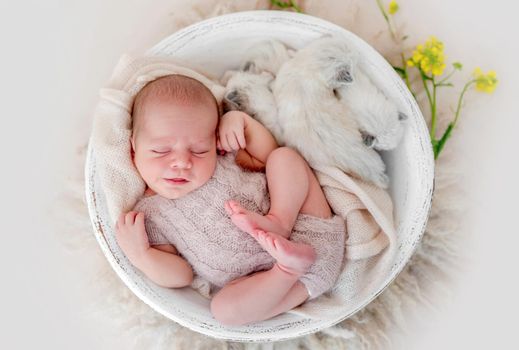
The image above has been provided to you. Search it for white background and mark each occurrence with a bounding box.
[0,0,517,349]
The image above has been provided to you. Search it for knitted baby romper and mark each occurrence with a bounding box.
[134,152,346,299]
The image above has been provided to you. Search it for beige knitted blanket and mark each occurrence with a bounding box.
[91,54,396,319]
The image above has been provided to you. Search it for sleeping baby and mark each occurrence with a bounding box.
[115,74,345,326]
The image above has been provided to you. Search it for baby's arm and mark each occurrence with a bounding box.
[218,111,278,165]
[115,211,193,288]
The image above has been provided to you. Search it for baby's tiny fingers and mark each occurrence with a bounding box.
[228,132,240,150]
[236,131,246,149]
[125,211,138,225]
[225,134,234,152]
[134,212,145,226]
[217,131,227,151]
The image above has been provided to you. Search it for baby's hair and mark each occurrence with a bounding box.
[131,74,219,141]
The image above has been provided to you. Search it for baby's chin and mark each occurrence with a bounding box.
[153,180,207,199]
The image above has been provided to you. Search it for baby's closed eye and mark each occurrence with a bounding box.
[151,149,169,154]
[191,150,210,157]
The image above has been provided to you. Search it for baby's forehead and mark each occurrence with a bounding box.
[139,108,217,142]
[147,133,214,144]
[136,95,217,126]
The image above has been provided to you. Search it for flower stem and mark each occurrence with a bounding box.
[374,1,412,93]
[376,0,397,41]
[419,70,435,139]
[438,68,457,85]
[433,79,476,159]
[453,79,476,128]
[431,76,437,140]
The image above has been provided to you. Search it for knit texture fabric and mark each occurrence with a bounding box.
[134,152,346,299]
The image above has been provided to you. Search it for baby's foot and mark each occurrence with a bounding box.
[251,230,316,276]
[225,200,290,238]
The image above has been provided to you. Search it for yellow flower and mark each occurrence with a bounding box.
[388,0,399,14]
[473,67,498,93]
[407,36,447,76]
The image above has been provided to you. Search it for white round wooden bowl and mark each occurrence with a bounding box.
[85,11,434,342]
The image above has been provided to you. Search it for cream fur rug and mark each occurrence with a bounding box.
[54,1,466,348]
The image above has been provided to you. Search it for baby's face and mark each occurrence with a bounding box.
[132,98,218,199]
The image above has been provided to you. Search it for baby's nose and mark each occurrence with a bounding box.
[169,152,192,169]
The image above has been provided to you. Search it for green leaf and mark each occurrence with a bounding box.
[270,0,303,12]
[436,83,454,87]
[270,0,288,8]
[393,66,406,74]
[453,62,463,70]
[434,122,455,159]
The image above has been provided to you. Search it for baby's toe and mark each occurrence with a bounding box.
[257,230,270,245]
[262,231,281,251]
[265,235,275,248]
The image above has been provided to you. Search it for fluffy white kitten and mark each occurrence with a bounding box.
[221,37,406,188]
[273,36,400,188]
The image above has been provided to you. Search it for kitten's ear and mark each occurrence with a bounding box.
[221,70,236,85]
[242,61,255,72]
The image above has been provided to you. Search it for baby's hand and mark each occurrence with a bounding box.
[218,111,247,152]
[115,211,151,265]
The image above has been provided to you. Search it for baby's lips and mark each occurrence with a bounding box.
[217,149,227,156]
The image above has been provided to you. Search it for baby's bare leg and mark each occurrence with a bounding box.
[226,147,332,238]
[267,147,332,222]
[211,222,317,325]
[211,265,309,326]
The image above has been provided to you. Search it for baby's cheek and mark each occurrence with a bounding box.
[198,158,217,181]
[133,155,149,176]
[138,161,163,187]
